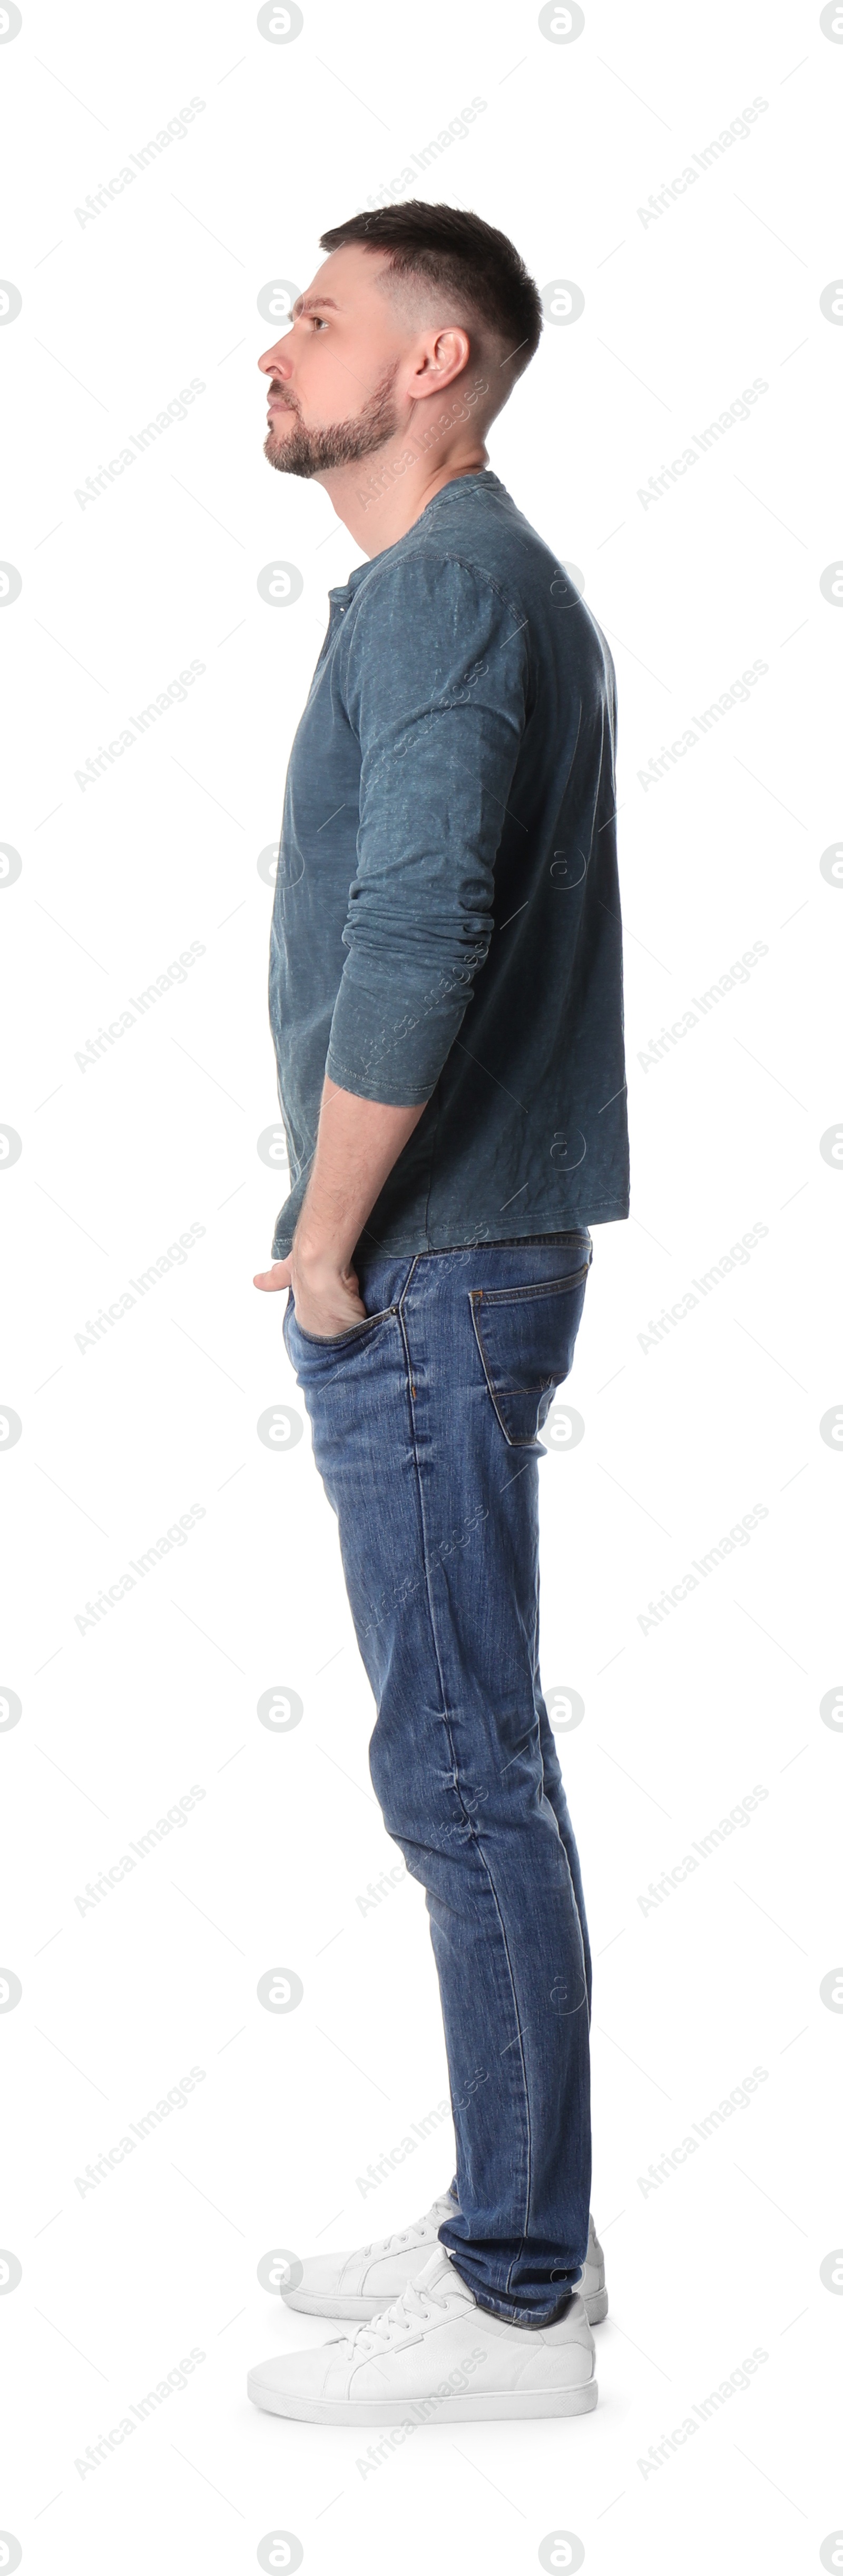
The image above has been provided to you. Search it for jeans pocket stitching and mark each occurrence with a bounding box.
[287,1301,397,1350]
[468,1299,544,1450]
[470,1259,591,1310]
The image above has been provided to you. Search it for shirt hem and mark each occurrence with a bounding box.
[271,1199,630,1258]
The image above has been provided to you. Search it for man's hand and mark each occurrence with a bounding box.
[253,1247,366,1338]
[253,1073,429,1337]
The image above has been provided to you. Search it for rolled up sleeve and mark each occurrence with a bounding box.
[325,553,529,1105]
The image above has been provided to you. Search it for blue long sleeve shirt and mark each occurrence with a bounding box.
[268,468,629,1257]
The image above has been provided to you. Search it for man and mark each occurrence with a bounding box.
[248,202,628,2427]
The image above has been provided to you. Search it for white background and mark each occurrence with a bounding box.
[0,1,838,2568]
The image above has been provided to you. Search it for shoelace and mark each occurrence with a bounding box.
[357,2200,448,2262]
[339,2271,449,2358]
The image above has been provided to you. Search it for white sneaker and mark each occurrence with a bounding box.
[248,2246,597,2425]
[280,2193,608,2326]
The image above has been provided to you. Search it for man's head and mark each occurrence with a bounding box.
[259,201,542,484]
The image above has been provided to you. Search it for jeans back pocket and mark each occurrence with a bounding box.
[468,1258,591,1448]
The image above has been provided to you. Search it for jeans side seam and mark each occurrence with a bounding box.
[397,1299,534,2265]
[396,1251,422,1313]
[395,1302,473,1849]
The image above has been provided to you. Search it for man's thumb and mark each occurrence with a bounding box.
[253,1258,292,1292]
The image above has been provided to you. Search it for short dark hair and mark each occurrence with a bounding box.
[319,201,543,385]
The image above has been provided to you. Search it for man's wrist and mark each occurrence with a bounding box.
[291,1227,355,1276]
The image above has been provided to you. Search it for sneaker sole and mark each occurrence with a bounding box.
[248,2375,599,2424]
[281,2286,609,2326]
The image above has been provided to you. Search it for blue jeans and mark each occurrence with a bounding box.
[283,1231,593,2327]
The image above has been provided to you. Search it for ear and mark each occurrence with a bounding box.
[410,325,472,400]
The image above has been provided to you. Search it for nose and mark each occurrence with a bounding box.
[259,339,293,379]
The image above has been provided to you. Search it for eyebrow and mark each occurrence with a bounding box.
[292,294,340,317]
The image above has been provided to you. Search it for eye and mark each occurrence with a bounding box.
[311,314,328,331]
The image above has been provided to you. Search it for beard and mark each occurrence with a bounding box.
[263,362,401,478]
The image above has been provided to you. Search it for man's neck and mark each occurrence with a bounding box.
[315,428,491,559]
